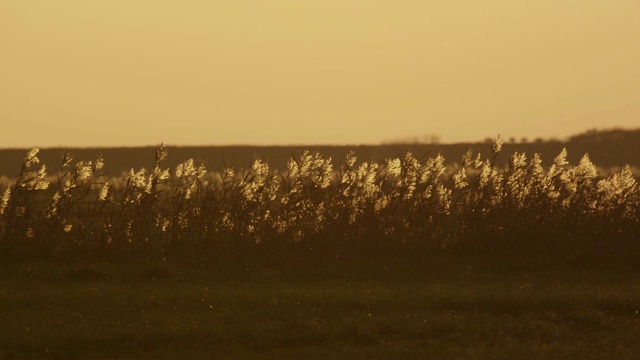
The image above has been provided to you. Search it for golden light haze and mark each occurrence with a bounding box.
[1,0,639,147]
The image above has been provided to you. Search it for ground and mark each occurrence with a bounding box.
[1,254,639,359]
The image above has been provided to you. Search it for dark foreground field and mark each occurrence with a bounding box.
[2,254,640,359]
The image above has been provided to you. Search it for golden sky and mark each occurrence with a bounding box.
[1,0,639,147]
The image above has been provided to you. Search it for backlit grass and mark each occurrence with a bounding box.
[0,137,638,262]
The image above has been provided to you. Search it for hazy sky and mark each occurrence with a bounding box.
[1,1,639,147]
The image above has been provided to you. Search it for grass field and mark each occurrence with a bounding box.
[2,254,640,359]
[1,134,639,358]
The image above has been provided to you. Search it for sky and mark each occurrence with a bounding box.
[1,0,639,147]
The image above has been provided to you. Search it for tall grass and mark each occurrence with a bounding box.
[0,137,638,261]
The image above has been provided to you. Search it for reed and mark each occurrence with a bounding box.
[0,136,637,262]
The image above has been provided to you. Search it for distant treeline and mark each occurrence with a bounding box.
[1,128,638,177]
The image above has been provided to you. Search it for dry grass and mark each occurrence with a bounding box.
[0,137,638,263]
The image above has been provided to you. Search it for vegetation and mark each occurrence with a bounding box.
[2,135,640,358]
[2,257,640,359]
[0,135,638,263]
[1,128,639,181]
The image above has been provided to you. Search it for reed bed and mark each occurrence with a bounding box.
[1,136,638,261]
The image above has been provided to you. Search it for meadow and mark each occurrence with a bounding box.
[1,131,639,358]
[2,256,640,359]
